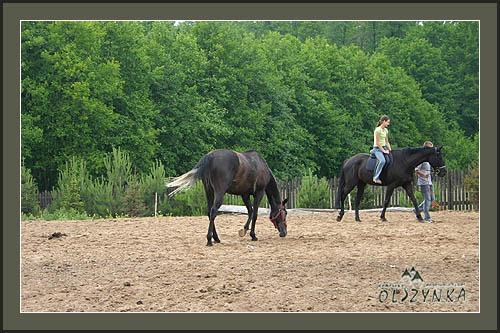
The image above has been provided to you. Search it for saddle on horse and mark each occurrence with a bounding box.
[366,149,393,179]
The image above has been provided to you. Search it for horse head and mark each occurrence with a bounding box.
[270,198,288,237]
[428,146,447,177]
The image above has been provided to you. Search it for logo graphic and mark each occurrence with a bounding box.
[377,266,466,304]
[401,266,423,282]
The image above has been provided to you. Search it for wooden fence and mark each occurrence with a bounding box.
[38,170,477,211]
[224,169,477,211]
[38,191,52,209]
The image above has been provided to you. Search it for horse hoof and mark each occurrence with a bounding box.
[251,237,258,241]
[381,218,387,222]
[206,242,213,246]
[336,216,342,222]
[214,239,221,243]
[238,229,246,237]
[355,219,361,222]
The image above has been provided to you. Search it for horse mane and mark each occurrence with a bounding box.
[401,147,421,154]
[265,171,281,210]
[394,147,429,155]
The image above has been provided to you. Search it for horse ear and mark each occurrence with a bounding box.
[282,198,288,205]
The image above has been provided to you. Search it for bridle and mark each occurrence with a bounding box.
[270,204,287,229]
[431,147,446,173]
[433,165,447,173]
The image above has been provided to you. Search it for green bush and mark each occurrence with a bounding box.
[464,164,479,210]
[21,212,39,221]
[21,164,40,216]
[222,194,269,208]
[82,176,114,217]
[123,176,147,217]
[296,170,330,209]
[103,147,132,215]
[40,208,91,221]
[162,181,207,216]
[400,195,416,208]
[50,157,86,213]
[350,185,378,209]
[81,147,134,217]
[141,160,167,216]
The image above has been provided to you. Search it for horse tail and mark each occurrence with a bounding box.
[165,154,211,197]
[335,161,346,209]
[165,169,199,197]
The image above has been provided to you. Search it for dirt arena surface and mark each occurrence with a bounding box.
[21,210,479,312]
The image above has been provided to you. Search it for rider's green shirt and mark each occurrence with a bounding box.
[373,126,388,147]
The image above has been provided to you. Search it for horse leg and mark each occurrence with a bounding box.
[241,194,253,234]
[336,196,345,222]
[380,185,396,222]
[354,183,366,222]
[337,183,356,222]
[402,182,424,221]
[204,184,217,245]
[205,185,214,220]
[207,192,224,246]
[212,221,221,244]
[250,190,265,241]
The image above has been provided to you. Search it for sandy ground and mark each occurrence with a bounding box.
[21,210,479,312]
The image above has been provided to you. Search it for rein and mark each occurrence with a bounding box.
[434,165,447,172]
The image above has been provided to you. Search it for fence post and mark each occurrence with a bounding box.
[447,171,454,210]
[154,192,158,218]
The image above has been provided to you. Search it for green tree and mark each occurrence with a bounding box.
[296,170,330,208]
[123,176,147,217]
[21,164,40,215]
[50,156,87,213]
[22,22,159,189]
[382,22,479,137]
[148,22,228,176]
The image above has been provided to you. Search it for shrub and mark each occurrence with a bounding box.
[350,185,378,209]
[21,164,40,216]
[141,160,167,216]
[162,181,207,216]
[50,157,86,213]
[40,208,91,221]
[296,170,330,209]
[103,147,132,215]
[82,176,114,217]
[81,147,133,217]
[21,212,39,221]
[123,176,147,217]
[464,164,479,210]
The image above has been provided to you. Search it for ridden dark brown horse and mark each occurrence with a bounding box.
[166,149,288,246]
[335,146,447,222]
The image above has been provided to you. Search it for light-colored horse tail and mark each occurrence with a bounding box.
[165,168,199,197]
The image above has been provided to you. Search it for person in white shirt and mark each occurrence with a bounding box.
[414,141,436,222]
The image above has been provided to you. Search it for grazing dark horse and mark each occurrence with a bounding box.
[166,149,288,246]
[335,146,447,222]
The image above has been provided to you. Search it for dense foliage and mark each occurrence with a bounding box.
[22,21,479,216]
